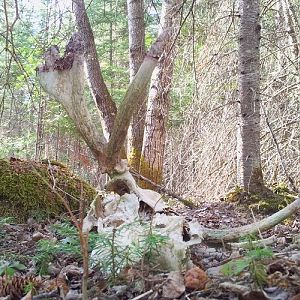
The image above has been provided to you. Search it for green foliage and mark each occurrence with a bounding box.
[272,182,290,194]
[34,222,99,275]
[0,217,14,242]
[0,261,27,277]
[91,221,169,283]
[33,220,169,282]
[221,234,273,287]
[34,239,60,275]
[0,217,14,227]
[24,281,36,295]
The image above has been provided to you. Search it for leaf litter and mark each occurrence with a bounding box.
[0,200,300,300]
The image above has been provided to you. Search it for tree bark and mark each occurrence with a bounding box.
[72,0,117,139]
[127,0,147,171]
[106,33,168,173]
[38,32,168,175]
[35,98,46,160]
[236,0,265,193]
[140,0,181,188]
[38,45,109,170]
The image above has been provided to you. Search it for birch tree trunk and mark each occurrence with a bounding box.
[140,0,181,188]
[127,0,147,171]
[236,0,266,194]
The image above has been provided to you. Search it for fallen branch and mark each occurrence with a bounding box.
[32,291,59,299]
[130,168,196,208]
[228,235,276,250]
[199,198,300,243]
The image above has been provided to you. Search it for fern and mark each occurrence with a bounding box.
[34,239,59,275]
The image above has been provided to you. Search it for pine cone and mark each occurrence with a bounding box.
[0,275,41,300]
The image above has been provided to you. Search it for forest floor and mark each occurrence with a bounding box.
[1,200,300,300]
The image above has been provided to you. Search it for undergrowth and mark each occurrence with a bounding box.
[91,221,169,283]
[34,221,168,284]
[221,234,274,287]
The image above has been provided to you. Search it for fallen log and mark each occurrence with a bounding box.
[196,198,300,243]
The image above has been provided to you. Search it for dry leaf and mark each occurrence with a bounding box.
[162,271,185,299]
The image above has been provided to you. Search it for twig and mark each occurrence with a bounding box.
[229,235,276,250]
[261,103,299,193]
[131,289,154,300]
[31,163,90,300]
[130,168,196,208]
[32,290,59,299]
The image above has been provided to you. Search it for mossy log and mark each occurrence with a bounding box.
[0,158,96,221]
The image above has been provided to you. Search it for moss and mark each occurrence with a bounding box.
[139,154,162,189]
[128,147,142,172]
[225,186,246,202]
[0,158,97,221]
[225,184,297,214]
[248,194,295,213]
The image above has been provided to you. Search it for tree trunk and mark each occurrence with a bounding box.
[127,0,147,172]
[140,0,180,188]
[72,0,117,138]
[34,98,46,160]
[276,0,299,73]
[236,0,265,194]
[38,31,168,175]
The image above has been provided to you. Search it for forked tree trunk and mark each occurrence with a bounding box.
[127,0,147,171]
[38,32,168,176]
[37,8,300,251]
[236,0,265,194]
[140,0,180,188]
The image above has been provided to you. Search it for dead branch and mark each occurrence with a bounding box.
[199,198,300,243]
[130,168,196,208]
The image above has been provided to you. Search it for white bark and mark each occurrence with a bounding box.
[200,198,300,243]
[38,49,108,168]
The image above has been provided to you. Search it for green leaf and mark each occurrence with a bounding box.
[221,258,251,276]
[10,262,27,271]
[0,265,7,276]
[5,267,16,277]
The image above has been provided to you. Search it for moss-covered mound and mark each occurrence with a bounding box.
[225,184,297,213]
[0,158,97,221]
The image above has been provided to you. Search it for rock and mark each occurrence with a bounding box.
[32,232,46,241]
[206,265,224,278]
[290,252,300,264]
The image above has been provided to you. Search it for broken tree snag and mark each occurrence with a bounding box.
[37,33,108,171]
[200,198,300,243]
[106,32,169,170]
